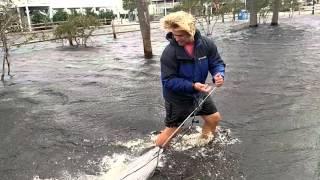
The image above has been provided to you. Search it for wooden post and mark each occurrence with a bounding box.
[112,20,117,39]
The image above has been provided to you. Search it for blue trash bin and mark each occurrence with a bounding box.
[238,9,248,20]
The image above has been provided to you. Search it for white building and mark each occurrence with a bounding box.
[149,0,180,16]
[11,0,127,31]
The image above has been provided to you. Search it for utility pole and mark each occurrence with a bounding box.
[312,0,315,15]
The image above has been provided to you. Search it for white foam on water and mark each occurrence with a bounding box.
[115,138,154,153]
[171,126,240,152]
[97,137,160,180]
[32,126,239,180]
[171,126,214,151]
[98,153,132,179]
[33,170,89,180]
[98,154,130,180]
[33,176,59,180]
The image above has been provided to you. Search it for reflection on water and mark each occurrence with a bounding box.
[1,16,320,180]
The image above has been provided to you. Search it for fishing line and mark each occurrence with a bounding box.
[120,87,217,179]
[169,92,207,148]
[170,116,198,148]
[119,148,162,180]
[162,87,217,147]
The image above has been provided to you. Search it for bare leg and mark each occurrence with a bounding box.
[201,112,221,139]
[155,127,178,148]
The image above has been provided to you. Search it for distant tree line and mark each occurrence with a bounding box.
[124,0,303,30]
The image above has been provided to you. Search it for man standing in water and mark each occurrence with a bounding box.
[156,11,225,147]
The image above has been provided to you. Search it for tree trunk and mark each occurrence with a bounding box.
[5,43,10,76]
[112,20,117,39]
[249,0,258,27]
[136,0,153,59]
[232,2,237,21]
[1,34,9,80]
[68,36,74,46]
[1,55,4,81]
[271,0,280,26]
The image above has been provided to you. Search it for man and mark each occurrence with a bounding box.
[156,11,225,147]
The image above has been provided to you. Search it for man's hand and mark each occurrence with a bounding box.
[214,73,224,87]
[193,82,212,93]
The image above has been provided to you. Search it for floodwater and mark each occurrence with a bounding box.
[1,15,320,180]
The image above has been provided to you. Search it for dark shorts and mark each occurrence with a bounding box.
[164,97,218,127]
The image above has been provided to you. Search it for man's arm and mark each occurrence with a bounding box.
[205,38,226,82]
[160,46,194,93]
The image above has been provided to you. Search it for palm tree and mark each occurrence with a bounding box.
[136,0,153,59]
[249,0,258,27]
[271,0,280,26]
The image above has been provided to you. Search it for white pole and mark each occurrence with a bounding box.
[25,0,32,31]
[49,6,53,20]
[80,7,83,14]
[16,7,23,31]
[245,0,247,10]
[164,0,167,16]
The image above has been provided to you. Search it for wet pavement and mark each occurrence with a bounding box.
[0,15,320,180]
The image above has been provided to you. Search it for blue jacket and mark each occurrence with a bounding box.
[160,30,225,103]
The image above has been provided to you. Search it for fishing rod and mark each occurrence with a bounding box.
[161,86,217,148]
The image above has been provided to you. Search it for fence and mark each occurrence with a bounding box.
[1,21,161,47]
[30,19,113,31]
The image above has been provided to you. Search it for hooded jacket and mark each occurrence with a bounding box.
[160,30,225,103]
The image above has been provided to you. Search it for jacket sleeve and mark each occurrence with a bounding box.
[205,38,226,81]
[160,46,194,93]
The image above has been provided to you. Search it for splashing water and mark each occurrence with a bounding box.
[99,126,239,179]
[32,126,239,180]
[171,126,240,151]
